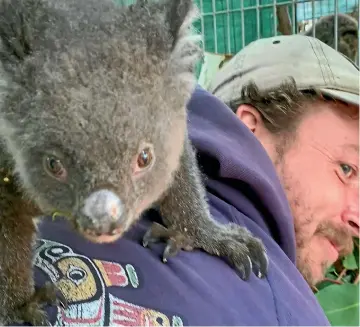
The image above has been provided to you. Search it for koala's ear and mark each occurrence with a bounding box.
[0,0,53,74]
[165,0,196,47]
[0,0,33,68]
[164,0,203,78]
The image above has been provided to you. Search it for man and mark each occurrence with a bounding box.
[32,35,358,325]
[207,34,359,287]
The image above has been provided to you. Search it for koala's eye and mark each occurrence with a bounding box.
[137,147,153,169]
[44,156,67,180]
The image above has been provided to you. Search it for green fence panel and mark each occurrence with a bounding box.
[193,0,295,55]
[113,0,357,78]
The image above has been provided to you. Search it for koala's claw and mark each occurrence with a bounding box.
[229,225,269,279]
[142,222,194,262]
[142,222,169,247]
[232,254,253,280]
[196,223,269,280]
[56,288,68,310]
[162,238,182,263]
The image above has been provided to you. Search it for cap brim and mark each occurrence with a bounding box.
[320,89,359,106]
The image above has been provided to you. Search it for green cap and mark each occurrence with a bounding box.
[209,34,359,106]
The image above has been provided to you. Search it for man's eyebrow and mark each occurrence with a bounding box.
[344,144,359,153]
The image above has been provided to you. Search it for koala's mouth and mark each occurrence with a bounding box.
[71,206,129,241]
[65,211,128,244]
[81,226,125,244]
[50,208,123,244]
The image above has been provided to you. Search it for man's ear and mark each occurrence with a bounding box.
[235,104,263,133]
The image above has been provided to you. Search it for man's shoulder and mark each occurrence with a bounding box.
[33,210,329,326]
[186,85,231,122]
[207,193,330,326]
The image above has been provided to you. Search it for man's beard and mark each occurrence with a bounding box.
[273,142,354,287]
[295,220,353,286]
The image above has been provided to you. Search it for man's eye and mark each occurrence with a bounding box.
[340,164,354,178]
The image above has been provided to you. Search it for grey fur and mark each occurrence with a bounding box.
[304,13,358,62]
[0,0,268,324]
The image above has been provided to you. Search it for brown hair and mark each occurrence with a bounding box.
[227,77,321,135]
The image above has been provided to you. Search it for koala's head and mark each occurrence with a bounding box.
[0,0,202,242]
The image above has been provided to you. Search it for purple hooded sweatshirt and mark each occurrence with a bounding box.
[28,86,330,326]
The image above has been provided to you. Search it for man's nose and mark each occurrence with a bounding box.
[342,187,359,237]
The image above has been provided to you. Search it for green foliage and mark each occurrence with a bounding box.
[315,238,359,326]
[343,252,358,270]
[316,284,359,326]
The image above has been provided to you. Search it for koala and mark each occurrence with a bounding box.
[304,13,359,62]
[0,0,268,325]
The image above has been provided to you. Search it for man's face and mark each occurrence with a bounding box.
[274,100,359,286]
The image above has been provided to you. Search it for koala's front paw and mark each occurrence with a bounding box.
[11,282,67,326]
[142,221,268,280]
[195,223,268,280]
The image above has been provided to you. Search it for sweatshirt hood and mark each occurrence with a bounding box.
[187,86,296,262]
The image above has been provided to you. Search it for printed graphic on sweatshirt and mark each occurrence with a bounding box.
[33,239,184,326]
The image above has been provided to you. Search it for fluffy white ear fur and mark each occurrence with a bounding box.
[168,1,203,88]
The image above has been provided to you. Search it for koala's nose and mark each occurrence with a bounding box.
[81,189,124,234]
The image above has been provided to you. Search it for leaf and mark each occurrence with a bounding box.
[316,283,359,326]
[316,279,339,291]
[343,253,359,270]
